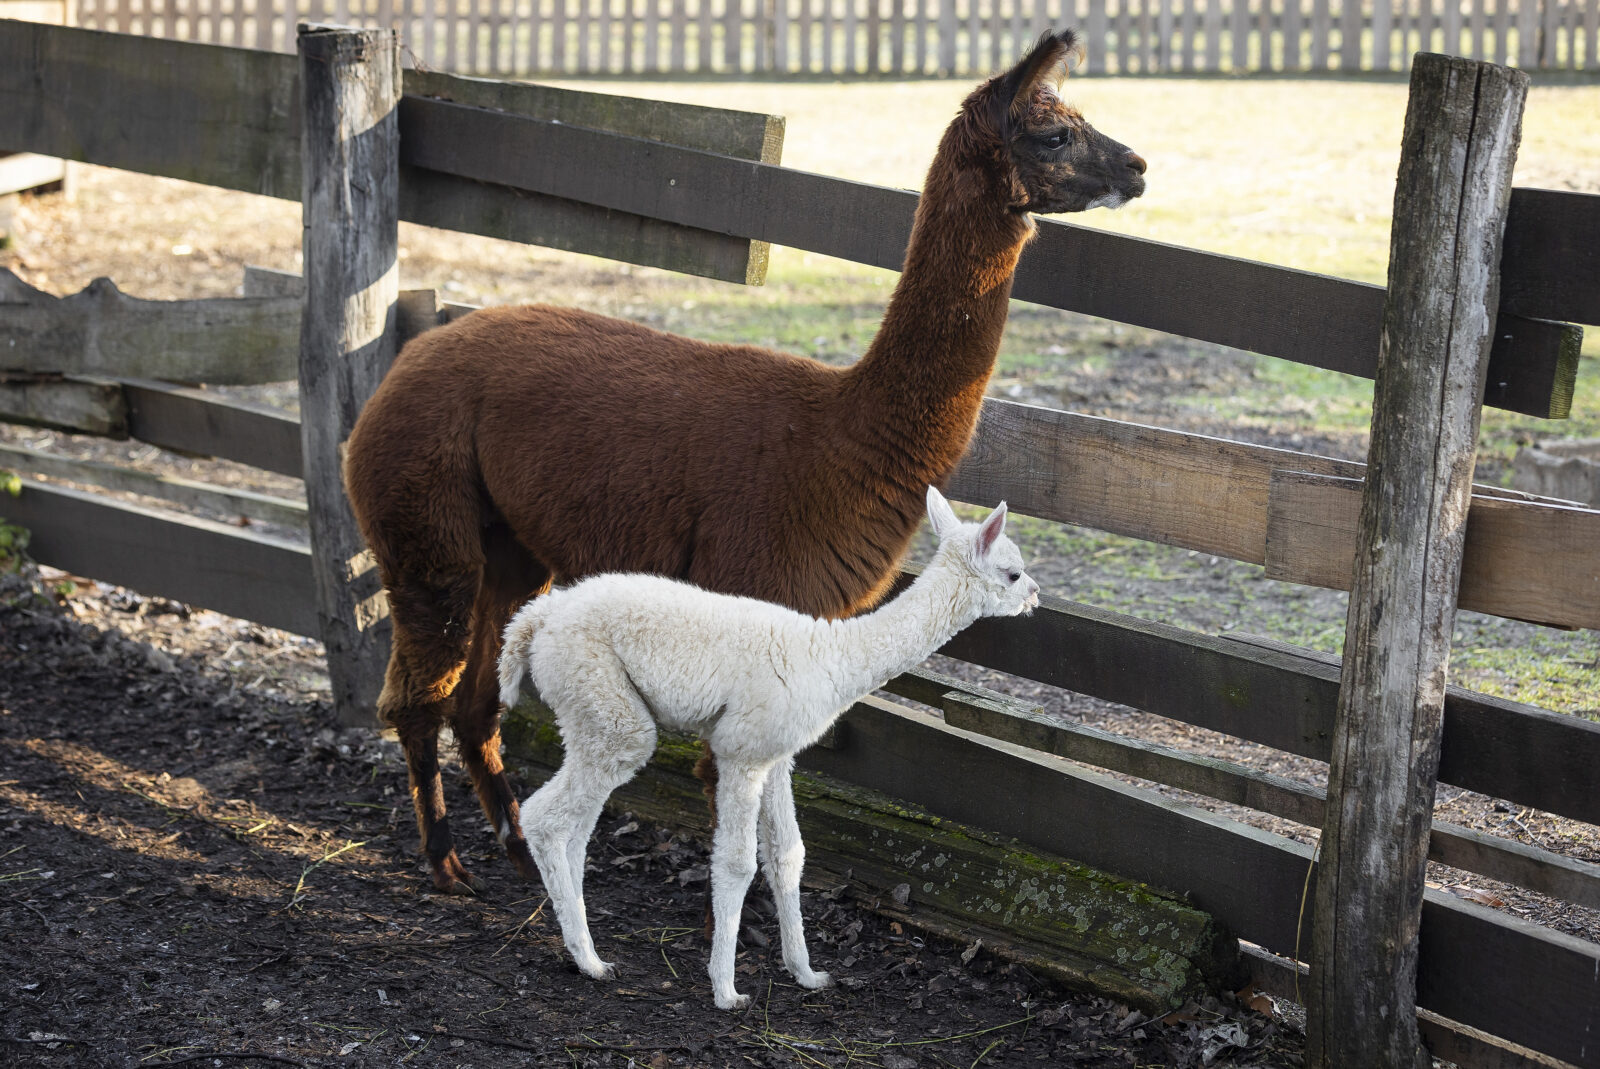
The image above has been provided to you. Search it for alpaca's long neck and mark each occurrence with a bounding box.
[824,551,981,704]
[840,156,1035,485]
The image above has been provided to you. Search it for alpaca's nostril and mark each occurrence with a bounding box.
[1125,152,1148,175]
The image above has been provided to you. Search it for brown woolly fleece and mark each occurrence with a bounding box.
[343,27,1147,894]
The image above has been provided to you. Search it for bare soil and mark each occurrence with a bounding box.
[2,163,1596,1066]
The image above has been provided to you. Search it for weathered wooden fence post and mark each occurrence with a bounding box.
[297,23,400,727]
[1307,54,1528,1068]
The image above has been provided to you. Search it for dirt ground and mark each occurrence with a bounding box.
[0,569,1301,1068]
[1,161,1596,1067]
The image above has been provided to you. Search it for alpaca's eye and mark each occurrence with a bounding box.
[1008,571,1021,583]
[1043,130,1073,150]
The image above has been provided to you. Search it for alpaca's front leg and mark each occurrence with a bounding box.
[710,763,770,1010]
[759,757,831,991]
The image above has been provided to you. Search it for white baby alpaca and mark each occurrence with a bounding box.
[498,486,1039,1010]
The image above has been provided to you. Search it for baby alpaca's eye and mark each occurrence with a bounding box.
[1008,571,1021,583]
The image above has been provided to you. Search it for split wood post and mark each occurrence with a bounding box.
[297,23,401,727]
[1306,54,1528,1069]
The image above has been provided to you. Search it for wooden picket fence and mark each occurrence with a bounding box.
[3,20,1600,1066]
[62,0,1600,74]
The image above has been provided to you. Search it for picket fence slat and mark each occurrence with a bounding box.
[59,0,1600,72]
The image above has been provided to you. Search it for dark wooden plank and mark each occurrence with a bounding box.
[0,269,299,385]
[0,373,126,437]
[1015,225,1581,421]
[1502,188,1600,327]
[1266,470,1600,630]
[408,68,780,282]
[297,24,399,726]
[121,380,303,478]
[4,480,316,635]
[1416,893,1600,1067]
[932,583,1600,828]
[1244,946,1584,1069]
[505,696,1237,1015]
[897,666,1600,912]
[802,697,1600,1067]
[404,69,783,159]
[400,69,784,286]
[0,443,307,529]
[0,21,301,199]
[806,695,1319,958]
[398,166,771,286]
[398,95,1575,418]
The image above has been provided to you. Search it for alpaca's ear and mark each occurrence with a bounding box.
[926,485,961,539]
[975,502,1009,558]
[1004,30,1085,120]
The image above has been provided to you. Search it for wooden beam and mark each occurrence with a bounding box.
[948,398,1576,575]
[397,94,1580,418]
[1502,188,1600,327]
[0,21,302,199]
[934,584,1600,829]
[1243,946,1584,1069]
[121,379,303,478]
[1265,470,1600,631]
[1310,56,1529,1069]
[297,25,400,726]
[3,480,315,635]
[0,373,126,437]
[402,70,782,285]
[504,696,1239,1016]
[890,666,1600,913]
[0,443,307,529]
[0,269,300,385]
[796,696,1600,1067]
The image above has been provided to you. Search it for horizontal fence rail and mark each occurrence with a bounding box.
[61,0,1600,74]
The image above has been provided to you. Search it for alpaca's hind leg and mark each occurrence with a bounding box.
[709,761,773,1011]
[521,766,615,980]
[450,524,549,883]
[758,757,831,991]
[380,571,481,894]
[521,680,655,981]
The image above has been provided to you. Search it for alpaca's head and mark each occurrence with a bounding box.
[946,29,1147,217]
[926,486,1040,618]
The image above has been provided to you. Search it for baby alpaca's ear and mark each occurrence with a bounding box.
[975,502,1009,558]
[926,485,961,539]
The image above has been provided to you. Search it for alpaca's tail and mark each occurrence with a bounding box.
[497,604,546,708]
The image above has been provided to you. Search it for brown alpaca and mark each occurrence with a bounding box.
[344,29,1146,895]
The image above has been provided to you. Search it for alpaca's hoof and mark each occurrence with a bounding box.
[578,959,617,981]
[430,854,483,895]
[715,990,751,1011]
[796,969,833,991]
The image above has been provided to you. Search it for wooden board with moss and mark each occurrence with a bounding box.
[501,691,1241,1014]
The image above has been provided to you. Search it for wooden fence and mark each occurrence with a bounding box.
[60,0,1600,75]
[2,19,1599,1066]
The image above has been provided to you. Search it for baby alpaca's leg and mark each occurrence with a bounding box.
[709,761,771,1010]
[759,757,831,991]
[521,678,655,981]
[521,765,613,979]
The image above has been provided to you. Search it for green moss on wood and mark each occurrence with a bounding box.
[503,694,1240,1013]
